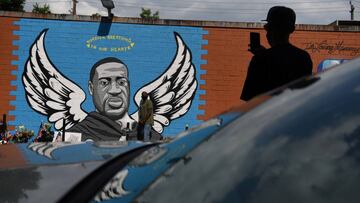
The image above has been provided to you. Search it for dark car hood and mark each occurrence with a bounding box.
[0,161,103,203]
[0,141,147,203]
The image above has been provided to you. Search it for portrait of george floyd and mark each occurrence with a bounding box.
[22,29,198,142]
[67,57,136,141]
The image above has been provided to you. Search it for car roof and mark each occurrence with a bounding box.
[136,57,360,202]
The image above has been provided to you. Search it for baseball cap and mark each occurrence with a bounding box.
[263,6,296,32]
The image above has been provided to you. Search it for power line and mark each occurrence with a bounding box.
[27,0,347,5]
[73,0,347,11]
[26,0,348,8]
[98,4,348,14]
[26,0,348,11]
[24,0,349,16]
[112,5,346,11]
[86,0,347,5]
[26,0,70,3]
[88,1,349,12]
[23,1,348,14]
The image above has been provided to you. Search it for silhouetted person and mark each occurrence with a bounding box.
[241,6,313,101]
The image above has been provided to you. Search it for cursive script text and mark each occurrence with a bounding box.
[303,40,360,56]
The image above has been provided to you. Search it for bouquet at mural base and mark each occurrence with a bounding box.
[34,123,54,142]
[11,125,35,143]
[0,132,11,144]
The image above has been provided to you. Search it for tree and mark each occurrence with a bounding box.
[140,8,159,20]
[0,0,25,12]
[91,13,101,18]
[32,3,51,14]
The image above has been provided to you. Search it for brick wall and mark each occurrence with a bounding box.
[200,27,360,120]
[0,17,19,130]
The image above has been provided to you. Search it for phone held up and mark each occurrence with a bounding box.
[249,32,261,52]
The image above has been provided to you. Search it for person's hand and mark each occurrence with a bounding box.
[248,44,266,55]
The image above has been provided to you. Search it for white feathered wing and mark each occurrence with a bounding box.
[22,29,87,130]
[131,32,198,133]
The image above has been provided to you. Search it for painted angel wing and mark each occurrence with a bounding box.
[22,29,87,130]
[131,32,197,133]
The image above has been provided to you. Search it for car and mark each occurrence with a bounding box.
[317,58,350,72]
[1,57,360,203]
[0,141,151,203]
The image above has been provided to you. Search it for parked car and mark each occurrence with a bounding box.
[0,141,151,202]
[1,57,360,203]
[317,58,349,72]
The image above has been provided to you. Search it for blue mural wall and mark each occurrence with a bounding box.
[9,18,207,136]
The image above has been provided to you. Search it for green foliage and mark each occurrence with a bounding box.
[152,11,159,20]
[140,7,160,20]
[32,3,51,14]
[0,0,25,12]
[91,13,101,18]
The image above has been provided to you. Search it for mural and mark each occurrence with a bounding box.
[22,29,198,141]
[0,18,207,137]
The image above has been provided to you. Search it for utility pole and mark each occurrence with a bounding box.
[72,0,78,15]
[349,1,355,20]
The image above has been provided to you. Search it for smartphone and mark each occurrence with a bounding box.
[249,32,260,51]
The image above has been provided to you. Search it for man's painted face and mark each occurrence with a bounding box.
[90,62,130,119]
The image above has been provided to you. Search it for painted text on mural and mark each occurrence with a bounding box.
[304,40,360,56]
[86,35,135,52]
